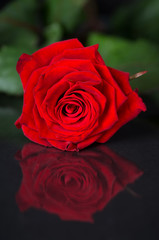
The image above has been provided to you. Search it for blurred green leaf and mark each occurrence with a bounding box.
[112,0,159,43]
[0,0,39,48]
[44,22,63,46]
[0,46,34,95]
[45,0,87,32]
[87,33,159,93]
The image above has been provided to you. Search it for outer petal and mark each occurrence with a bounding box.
[50,44,105,66]
[33,39,84,66]
[95,64,128,109]
[90,81,118,136]
[97,91,146,143]
[47,139,78,151]
[16,39,84,89]
[16,54,39,90]
[21,125,51,147]
[77,134,103,151]
[16,67,46,130]
[108,67,132,95]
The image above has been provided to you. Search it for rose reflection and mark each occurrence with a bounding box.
[15,143,143,223]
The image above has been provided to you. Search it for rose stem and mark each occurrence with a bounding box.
[130,71,148,80]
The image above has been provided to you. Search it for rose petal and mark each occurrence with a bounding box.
[33,39,84,66]
[108,67,132,95]
[16,67,46,130]
[16,54,39,90]
[91,81,118,135]
[97,91,146,143]
[21,125,50,147]
[95,64,128,108]
[51,44,105,66]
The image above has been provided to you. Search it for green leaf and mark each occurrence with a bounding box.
[45,0,87,32]
[44,22,63,46]
[0,0,38,48]
[112,0,159,43]
[0,46,34,95]
[87,33,159,93]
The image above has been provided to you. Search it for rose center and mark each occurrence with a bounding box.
[65,104,78,114]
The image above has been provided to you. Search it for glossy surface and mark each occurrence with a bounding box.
[15,142,142,223]
[1,116,159,240]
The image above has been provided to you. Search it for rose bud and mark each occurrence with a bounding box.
[15,39,146,151]
[15,143,143,223]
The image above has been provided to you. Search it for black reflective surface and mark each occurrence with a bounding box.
[1,118,159,240]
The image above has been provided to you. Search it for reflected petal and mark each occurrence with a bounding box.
[15,143,143,223]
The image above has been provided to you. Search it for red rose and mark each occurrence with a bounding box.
[15,143,142,223]
[15,39,146,151]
